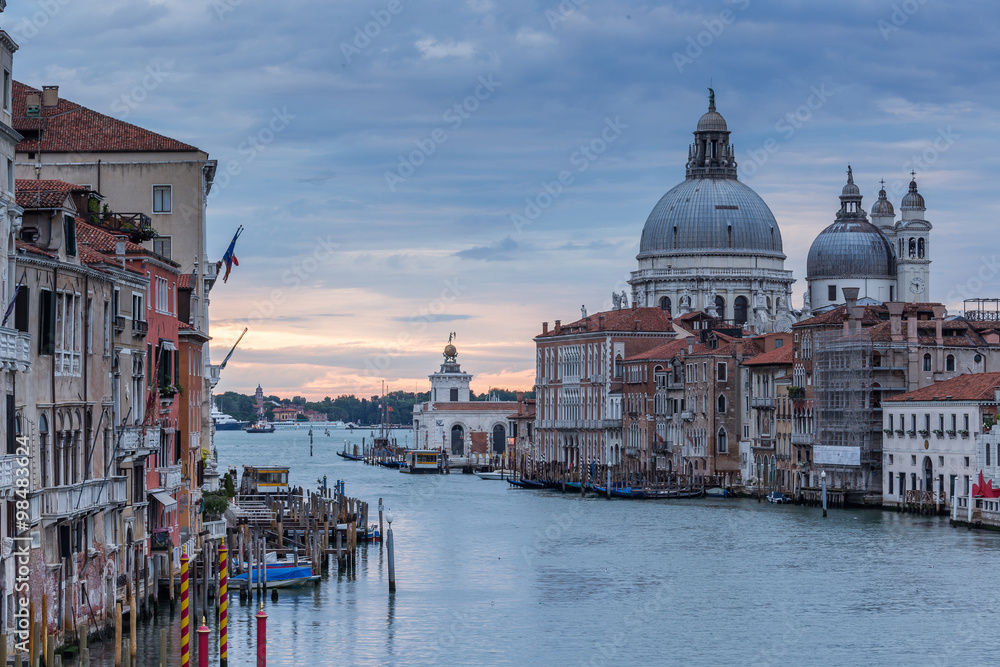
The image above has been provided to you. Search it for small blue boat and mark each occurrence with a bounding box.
[507,478,528,488]
[232,565,319,589]
[378,460,404,469]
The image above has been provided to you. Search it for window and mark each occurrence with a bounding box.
[155,277,170,314]
[717,363,727,382]
[5,158,11,194]
[152,185,172,213]
[39,289,54,355]
[888,414,893,431]
[717,427,727,454]
[63,215,77,257]
[946,355,955,372]
[924,414,930,431]
[86,297,93,353]
[888,473,893,495]
[659,296,670,313]
[102,302,110,355]
[54,291,81,375]
[132,294,144,323]
[923,354,931,372]
[964,415,969,433]
[2,69,8,111]
[828,284,837,302]
[734,296,748,325]
[717,394,726,413]
[449,388,458,402]
[152,236,172,259]
[774,339,783,348]
[13,286,29,333]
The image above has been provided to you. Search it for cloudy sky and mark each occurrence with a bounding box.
[5,0,999,400]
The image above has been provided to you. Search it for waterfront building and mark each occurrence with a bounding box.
[628,92,796,333]
[741,336,794,493]
[411,341,517,464]
[11,81,217,491]
[805,169,932,312]
[532,306,676,468]
[881,373,1000,508]
[619,339,687,473]
[506,392,536,466]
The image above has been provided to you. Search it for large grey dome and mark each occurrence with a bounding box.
[806,219,897,279]
[638,177,785,257]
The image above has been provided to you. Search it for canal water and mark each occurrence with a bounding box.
[79,426,1000,665]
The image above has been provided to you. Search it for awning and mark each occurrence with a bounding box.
[149,490,177,510]
[160,340,177,351]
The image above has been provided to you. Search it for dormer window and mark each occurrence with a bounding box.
[63,215,76,257]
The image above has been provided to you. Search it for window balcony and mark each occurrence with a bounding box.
[624,446,640,457]
[158,465,182,492]
[113,315,126,332]
[118,426,160,457]
[752,396,776,409]
[39,477,128,520]
[0,326,30,371]
[682,443,707,458]
[0,454,19,496]
[601,418,622,429]
[791,433,813,446]
[680,411,693,421]
[131,320,148,337]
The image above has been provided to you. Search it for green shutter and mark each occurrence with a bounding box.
[39,290,54,355]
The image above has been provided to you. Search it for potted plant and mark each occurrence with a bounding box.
[895,429,905,436]
[917,429,929,437]
[906,430,917,437]
[959,429,969,437]
[933,429,944,437]
[883,428,894,436]
[946,429,957,437]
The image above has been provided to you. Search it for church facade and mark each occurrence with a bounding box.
[628,92,797,333]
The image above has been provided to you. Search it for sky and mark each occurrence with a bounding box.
[4,0,1000,400]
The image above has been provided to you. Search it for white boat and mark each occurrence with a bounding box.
[474,470,515,480]
[400,450,442,474]
[211,406,249,430]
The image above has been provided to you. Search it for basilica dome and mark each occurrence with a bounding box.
[638,177,784,257]
[806,220,896,279]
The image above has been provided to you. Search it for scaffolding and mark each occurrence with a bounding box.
[813,329,879,477]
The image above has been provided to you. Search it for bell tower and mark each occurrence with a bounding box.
[896,175,932,301]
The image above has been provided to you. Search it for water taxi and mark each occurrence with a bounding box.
[400,450,443,474]
[239,465,291,494]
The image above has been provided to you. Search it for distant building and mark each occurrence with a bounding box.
[412,341,516,462]
[272,406,303,422]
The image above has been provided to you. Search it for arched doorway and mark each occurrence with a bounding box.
[451,424,464,456]
[734,296,748,325]
[659,296,671,314]
[923,456,933,494]
[492,424,506,454]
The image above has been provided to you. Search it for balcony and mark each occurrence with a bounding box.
[0,327,30,371]
[680,411,693,421]
[118,426,160,456]
[204,519,227,541]
[653,439,672,453]
[752,396,776,409]
[40,477,127,519]
[624,446,640,457]
[209,364,222,389]
[682,443,707,458]
[791,433,813,446]
[131,320,148,337]
[86,211,156,243]
[54,349,81,376]
[601,418,622,429]
[113,315,126,332]
[159,465,182,492]
[0,454,19,496]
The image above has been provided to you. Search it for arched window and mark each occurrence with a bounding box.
[734,296,748,325]
[899,238,904,257]
[614,355,623,378]
[714,295,725,319]
[451,424,465,456]
[717,427,727,454]
[39,414,49,487]
[917,238,925,259]
[946,354,955,372]
[909,238,916,258]
[492,424,506,454]
[659,296,671,314]
[717,394,727,413]
[923,353,932,372]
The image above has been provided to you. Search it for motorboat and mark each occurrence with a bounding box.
[232,565,319,589]
[474,470,515,480]
[705,487,732,498]
[766,491,791,504]
[245,421,275,433]
[212,406,249,431]
[400,450,442,474]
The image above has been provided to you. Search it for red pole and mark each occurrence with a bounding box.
[219,544,229,667]
[197,616,209,667]
[256,603,268,667]
[181,550,190,667]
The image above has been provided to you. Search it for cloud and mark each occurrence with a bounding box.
[414,37,477,60]
[392,314,474,323]
[454,236,519,261]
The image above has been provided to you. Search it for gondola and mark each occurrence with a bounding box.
[337,451,364,461]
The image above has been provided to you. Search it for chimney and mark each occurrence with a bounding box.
[115,240,126,258]
[25,92,40,117]
[631,300,637,310]
[542,321,548,335]
[41,85,59,108]
[554,320,561,334]
[842,287,862,332]
[887,302,904,342]
[907,312,918,343]
[516,391,524,408]
[598,315,605,331]
[932,304,946,346]
[734,339,744,362]
[687,337,694,355]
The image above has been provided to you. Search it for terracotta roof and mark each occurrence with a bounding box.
[13,81,199,153]
[538,307,673,337]
[15,239,57,258]
[885,372,1000,403]
[742,344,794,366]
[178,274,193,289]
[76,221,145,255]
[625,338,689,362]
[15,178,83,209]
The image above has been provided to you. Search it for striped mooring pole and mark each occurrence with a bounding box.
[256,602,268,667]
[181,549,190,667]
[219,544,229,667]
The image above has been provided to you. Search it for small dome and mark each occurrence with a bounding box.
[807,219,897,280]
[697,110,728,132]
[444,343,457,358]
[901,179,925,210]
[840,165,860,198]
[871,185,894,217]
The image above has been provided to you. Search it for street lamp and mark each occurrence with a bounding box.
[821,470,827,517]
